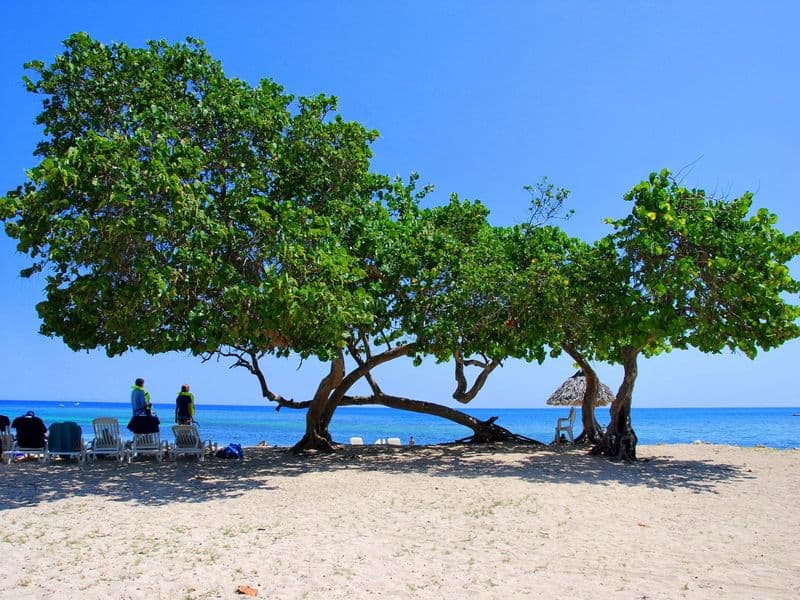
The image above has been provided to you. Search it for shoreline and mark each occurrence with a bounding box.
[2,401,798,449]
[2,443,799,598]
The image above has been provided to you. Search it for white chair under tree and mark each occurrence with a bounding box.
[86,417,126,463]
[129,431,164,463]
[554,406,576,444]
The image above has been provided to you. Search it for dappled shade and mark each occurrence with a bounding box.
[546,371,614,407]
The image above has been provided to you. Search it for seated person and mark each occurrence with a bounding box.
[0,414,10,432]
[11,411,47,449]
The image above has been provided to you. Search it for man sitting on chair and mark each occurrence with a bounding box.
[11,411,47,449]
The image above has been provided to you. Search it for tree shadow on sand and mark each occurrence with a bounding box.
[0,443,758,509]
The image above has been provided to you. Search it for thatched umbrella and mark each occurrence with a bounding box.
[546,370,615,407]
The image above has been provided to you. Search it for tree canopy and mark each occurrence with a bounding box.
[3,35,799,458]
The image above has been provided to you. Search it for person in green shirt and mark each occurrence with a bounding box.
[175,384,195,424]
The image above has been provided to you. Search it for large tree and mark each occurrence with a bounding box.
[590,170,800,461]
[1,34,544,451]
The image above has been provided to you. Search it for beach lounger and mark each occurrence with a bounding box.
[349,437,364,445]
[386,437,402,446]
[554,406,576,444]
[47,421,86,463]
[7,414,49,464]
[169,425,206,462]
[86,417,125,463]
[4,440,49,463]
[129,431,164,462]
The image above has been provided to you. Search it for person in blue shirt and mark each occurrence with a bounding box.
[131,378,152,417]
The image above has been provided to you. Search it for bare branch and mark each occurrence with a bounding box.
[452,349,501,404]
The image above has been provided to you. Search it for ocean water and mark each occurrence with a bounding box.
[0,400,798,449]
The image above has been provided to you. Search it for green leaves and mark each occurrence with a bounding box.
[2,33,383,359]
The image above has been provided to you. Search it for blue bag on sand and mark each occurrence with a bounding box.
[216,443,244,459]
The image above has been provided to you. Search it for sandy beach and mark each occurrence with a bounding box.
[1,443,798,599]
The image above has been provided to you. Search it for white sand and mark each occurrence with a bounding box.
[1,443,798,599]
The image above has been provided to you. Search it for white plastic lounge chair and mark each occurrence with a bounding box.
[169,425,206,462]
[554,406,576,444]
[86,417,125,463]
[386,437,402,446]
[1,431,39,464]
[349,437,364,445]
[129,431,164,462]
[5,439,49,463]
[47,422,86,463]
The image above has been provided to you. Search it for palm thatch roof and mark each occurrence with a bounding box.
[546,370,615,407]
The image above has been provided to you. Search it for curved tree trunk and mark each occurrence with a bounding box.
[590,346,639,462]
[289,352,345,453]
[340,394,543,445]
[561,342,604,444]
[239,343,536,453]
[281,392,544,452]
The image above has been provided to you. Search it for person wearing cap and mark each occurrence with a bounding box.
[175,384,195,424]
[11,411,47,449]
[131,378,152,417]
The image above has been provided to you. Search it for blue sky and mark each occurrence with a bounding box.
[1,1,798,408]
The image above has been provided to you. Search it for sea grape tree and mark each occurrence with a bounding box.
[591,170,800,461]
[1,33,549,451]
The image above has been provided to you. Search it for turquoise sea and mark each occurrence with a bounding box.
[1,400,798,449]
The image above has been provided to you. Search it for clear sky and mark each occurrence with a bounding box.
[1,1,798,409]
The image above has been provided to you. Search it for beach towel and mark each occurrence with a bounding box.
[127,414,160,434]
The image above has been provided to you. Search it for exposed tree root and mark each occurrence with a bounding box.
[455,416,544,445]
[590,425,638,462]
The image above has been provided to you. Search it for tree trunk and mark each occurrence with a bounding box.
[590,346,639,461]
[343,394,543,445]
[561,342,604,444]
[289,353,345,453]
[281,392,544,452]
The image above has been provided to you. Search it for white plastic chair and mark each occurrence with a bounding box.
[5,439,49,464]
[129,431,164,462]
[3,431,50,464]
[86,418,125,463]
[554,407,576,444]
[169,425,206,462]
